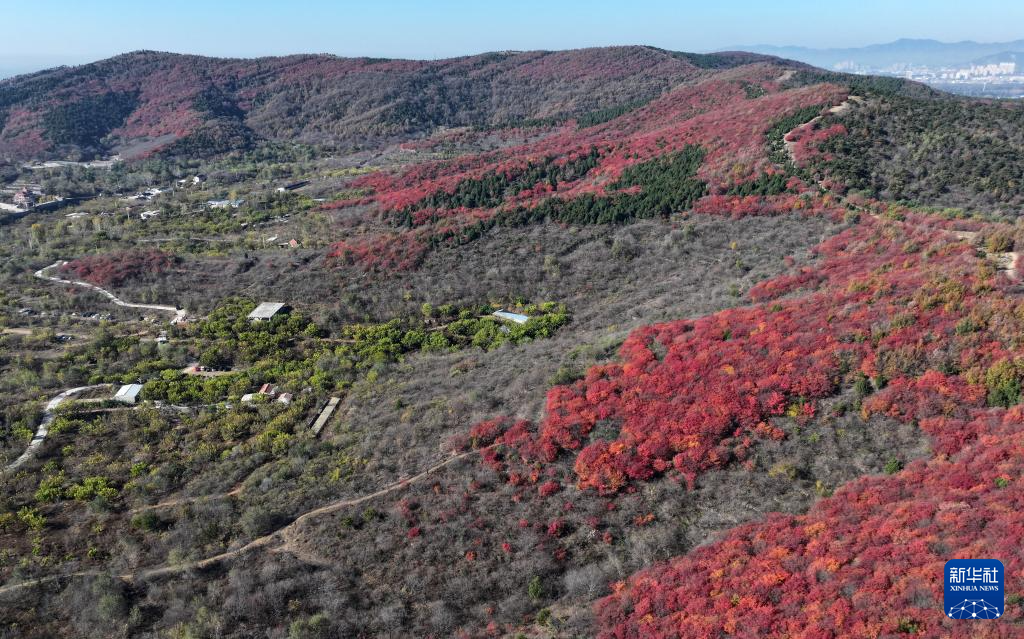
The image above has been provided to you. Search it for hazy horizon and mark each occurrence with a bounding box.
[3,36,1024,81]
[2,0,1024,77]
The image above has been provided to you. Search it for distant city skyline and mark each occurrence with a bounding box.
[2,0,1024,73]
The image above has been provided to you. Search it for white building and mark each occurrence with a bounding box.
[114,383,143,404]
[207,199,244,209]
[492,310,530,324]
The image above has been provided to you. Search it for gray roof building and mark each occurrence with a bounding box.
[248,302,290,321]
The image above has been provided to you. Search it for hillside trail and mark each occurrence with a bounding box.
[782,106,1020,282]
[4,384,111,472]
[949,231,1019,280]
[0,447,486,595]
[129,484,244,514]
[34,261,187,322]
[781,95,863,165]
[995,251,1020,280]
[135,447,482,579]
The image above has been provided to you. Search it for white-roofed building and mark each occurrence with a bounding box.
[114,383,143,404]
[492,310,530,325]
[247,302,290,322]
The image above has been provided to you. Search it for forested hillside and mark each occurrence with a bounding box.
[812,93,1024,210]
[0,47,759,160]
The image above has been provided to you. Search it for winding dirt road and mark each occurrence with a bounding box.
[4,385,110,472]
[34,261,187,322]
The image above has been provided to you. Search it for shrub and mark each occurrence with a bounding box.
[985,230,1015,254]
[130,512,165,532]
[985,359,1021,408]
[68,476,118,502]
[35,472,66,503]
[528,575,544,601]
[17,506,46,531]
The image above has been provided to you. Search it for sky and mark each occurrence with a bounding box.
[2,0,1024,71]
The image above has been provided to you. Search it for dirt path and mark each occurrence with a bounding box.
[0,447,485,595]
[949,232,1018,280]
[782,95,862,165]
[4,385,110,472]
[134,448,481,579]
[33,261,187,323]
[992,251,1020,280]
[129,485,243,514]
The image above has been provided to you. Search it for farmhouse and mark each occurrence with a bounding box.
[241,383,283,403]
[248,302,290,322]
[12,188,36,208]
[113,383,143,404]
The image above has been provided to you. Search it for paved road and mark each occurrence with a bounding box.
[34,261,187,322]
[5,384,110,472]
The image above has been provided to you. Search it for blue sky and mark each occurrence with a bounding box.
[3,0,1024,65]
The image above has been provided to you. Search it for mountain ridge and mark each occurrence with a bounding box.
[0,46,794,162]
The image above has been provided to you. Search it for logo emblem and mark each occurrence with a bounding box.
[945,559,1004,619]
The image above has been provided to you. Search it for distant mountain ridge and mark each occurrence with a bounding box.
[735,38,1024,70]
[971,50,1024,65]
[0,46,781,162]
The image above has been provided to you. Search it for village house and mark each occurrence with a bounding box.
[12,188,36,208]
[241,383,281,403]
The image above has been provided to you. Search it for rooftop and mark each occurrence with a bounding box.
[114,383,143,402]
[248,302,288,320]
[493,310,530,325]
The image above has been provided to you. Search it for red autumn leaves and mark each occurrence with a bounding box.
[459,205,1024,635]
[323,69,849,271]
[60,249,176,287]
